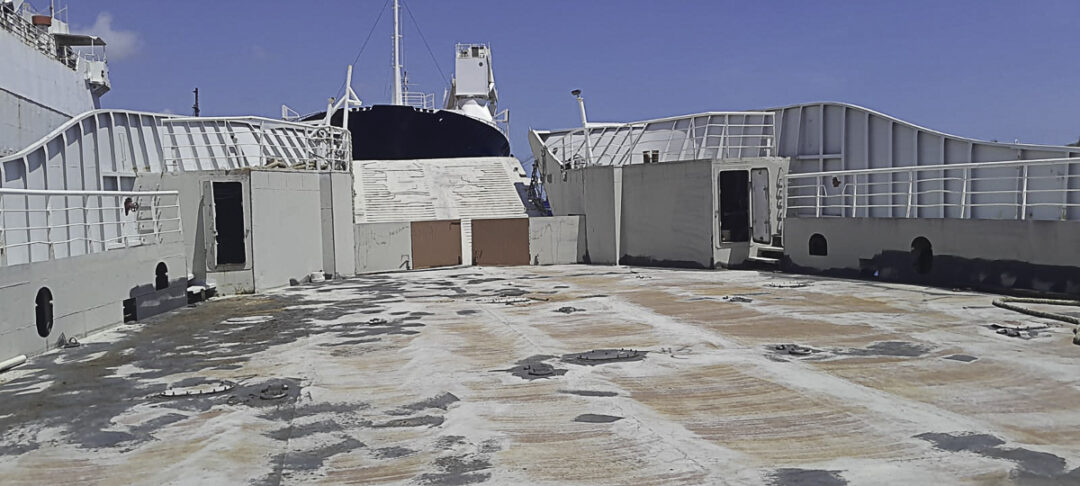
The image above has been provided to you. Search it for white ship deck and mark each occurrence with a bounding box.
[0,265,1078,484]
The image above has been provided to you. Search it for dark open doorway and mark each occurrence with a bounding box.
[719,170,750,243]
[911,236,933,275]
[155,262,169,290]
[213,182,246,265]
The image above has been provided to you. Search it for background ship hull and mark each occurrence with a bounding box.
[311,104,510,160]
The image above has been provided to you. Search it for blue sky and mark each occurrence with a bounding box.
[67,0,1080,157]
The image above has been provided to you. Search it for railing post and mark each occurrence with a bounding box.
[0,192,5,267]
[256,124,269,166]
[1062,163,1070,221]
[173,193,183,243]
[46,194,55,260]
[851,174,858,218]
[961,168,969,218]
[719,119,728,159]
[83,194,90,255]
[93,194,101,252]
[120,194,129,248]
[1019,165,1028,220]
[766,113,775,157]
[152,194,161,245]
[782,174,788,220]
[906,169,915,218]
[561,136,566,166]
[815,180,822,218]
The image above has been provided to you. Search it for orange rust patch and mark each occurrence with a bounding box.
[820,357,1080,446]
[535,318,661,350]
[711,314,896,347]
[442,319,528,365]
[493,419,708,485]
[321,452,429,484]
[623,288,761,323]
[615,364,914,463]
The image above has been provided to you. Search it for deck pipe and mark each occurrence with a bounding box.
[0,355,27,373]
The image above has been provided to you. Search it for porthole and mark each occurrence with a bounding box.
[35,287,54,338]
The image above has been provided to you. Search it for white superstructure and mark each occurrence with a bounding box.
[444,44,501,124]
[0,0,110,154]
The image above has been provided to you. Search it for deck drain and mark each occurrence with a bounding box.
[474,296,530,305]
[225,379,301,407]
[554,306,584,314]
[259,383,289,400]
[765,281,810,289]
[721,296,753,303]
[222,315,273,325]
[497,355,568,380]
[774,344,813,356]
[160,380,236,398]
[525,362,554,376]
[563,349,646,366]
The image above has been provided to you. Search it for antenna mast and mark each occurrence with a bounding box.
[391,0,403,105]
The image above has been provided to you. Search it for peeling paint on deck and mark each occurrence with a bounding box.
[1,265,1077,485]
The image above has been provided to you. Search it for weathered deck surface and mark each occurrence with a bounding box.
[1,265,1078,485]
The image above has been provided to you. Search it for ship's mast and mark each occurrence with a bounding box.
[391,0,403,106]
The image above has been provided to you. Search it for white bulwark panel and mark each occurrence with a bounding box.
[620,160,714,268]
[250,170,325,291]
[355,221,412,273]
[528,216,586,265]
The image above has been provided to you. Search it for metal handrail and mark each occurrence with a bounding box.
[0,188,179,196]
[785,156,1080,221]
[545,111,776,168]
[788,156,1080,177]
[160,117,351,172]
[0,189,183,267]
[403,92,435,110]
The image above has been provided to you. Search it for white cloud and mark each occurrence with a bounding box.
[76,12,140,60]
[160,108,175,115]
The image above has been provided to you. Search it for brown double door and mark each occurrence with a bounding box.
[472,218,530,266]
[410,220,462,269]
